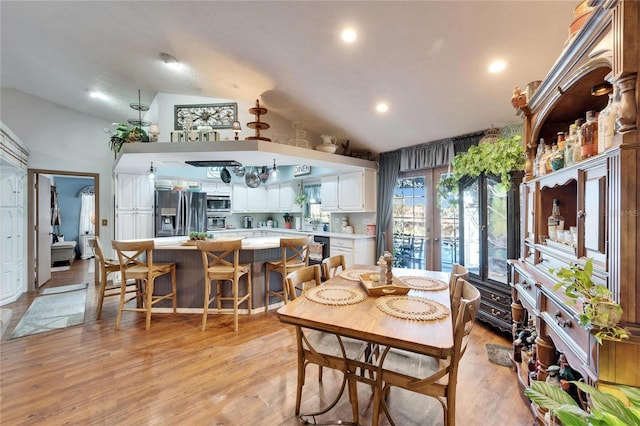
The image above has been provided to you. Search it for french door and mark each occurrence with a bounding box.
[391,166,459,272]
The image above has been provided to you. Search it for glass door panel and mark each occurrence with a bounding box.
[461,179,480,276]
[486,179,508,283]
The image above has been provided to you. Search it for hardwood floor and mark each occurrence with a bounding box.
[0,259,533,425]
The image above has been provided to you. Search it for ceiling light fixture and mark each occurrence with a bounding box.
[341,28,357,43]
[591,82,612,96]
[232,121,242,140]
[147,162,156,180]
[488,60,507,74]
[89,91,108,100]
[160,52,180,68]
[375,103,389,113]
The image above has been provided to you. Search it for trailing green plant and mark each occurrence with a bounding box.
[294,193,309,207]
[109,123,149,155]
[552,258,629,343]
[525,380,640,426]
[452,134,525,188]
[436,173,458,209]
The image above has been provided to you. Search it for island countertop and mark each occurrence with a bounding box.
[152,236,286,250]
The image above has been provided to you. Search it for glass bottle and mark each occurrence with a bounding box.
[580,110,598,159]
[598,95,611,153]
[564,124,577,167]
[542,142,553,175]
[547,199,565,241]
[551,132,565,171]
[534,139,545,177]
[573,118,585,163]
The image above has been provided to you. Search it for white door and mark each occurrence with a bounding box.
[37,174,51,287]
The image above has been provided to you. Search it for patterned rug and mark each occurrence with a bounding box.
[8,283,87,340]
[486,343,513,367]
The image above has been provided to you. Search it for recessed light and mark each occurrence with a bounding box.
[89,91,108,100]
[341,28,357,43]
[488,60,507,74]
[375,103,389,113]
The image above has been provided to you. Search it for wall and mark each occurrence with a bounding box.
[53,176,94,254]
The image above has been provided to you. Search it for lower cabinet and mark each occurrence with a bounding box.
[330,237,375,268]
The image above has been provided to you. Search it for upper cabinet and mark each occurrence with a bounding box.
[509,1,640,414]
[321,170,377,212]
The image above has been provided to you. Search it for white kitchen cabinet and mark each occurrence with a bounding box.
[115,173,154,240]
[264,182,300,213]
[266,185,280,211]
[321,170,376,212]
[231,184,248,212]
[201,182,231,196]
[330,237,375,268]
[321,176,339,211]
[1,125,28,306]
[247,186,267,211]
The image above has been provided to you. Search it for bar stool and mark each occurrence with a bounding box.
[90,236,138,320]
[111,240,177,330]
[264,236,312,309]
[197,239,252,332]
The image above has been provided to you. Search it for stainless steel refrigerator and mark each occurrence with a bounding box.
[155,190,207,237]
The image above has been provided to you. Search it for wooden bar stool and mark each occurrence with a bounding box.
[90,236,138,320]
[197,239,252,332]
[264,236,312,309]
[111,240,177,330]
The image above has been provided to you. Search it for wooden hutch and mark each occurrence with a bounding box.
[508,0,639,421]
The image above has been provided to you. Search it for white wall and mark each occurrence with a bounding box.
[1,88,116,250]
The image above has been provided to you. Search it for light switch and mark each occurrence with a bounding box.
[101,219,108,226]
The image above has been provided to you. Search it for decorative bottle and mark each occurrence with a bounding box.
[564,124,577,167]
[599,89,618,152]
[550,132,565,171]
[542,142,553,175]
[547,199,565,241]
[580,110,598,159]
[573,118,585,163]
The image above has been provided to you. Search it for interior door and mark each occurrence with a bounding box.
[37,173,52,286]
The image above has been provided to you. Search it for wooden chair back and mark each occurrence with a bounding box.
[322,254,346,279]
[449,263,469,305]
[280,236,313,269]
[286,264,322,299]
[111,240,156,277]
[196,239,243,279]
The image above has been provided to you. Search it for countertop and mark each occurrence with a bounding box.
[213,228,375,240]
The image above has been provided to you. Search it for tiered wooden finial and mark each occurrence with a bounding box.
[246,99,271,141]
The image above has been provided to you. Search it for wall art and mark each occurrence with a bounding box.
[174,103,237,130]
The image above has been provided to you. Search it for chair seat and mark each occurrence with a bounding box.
[266,260,305,270]
[305,330,369,360]
[125,263,175,277]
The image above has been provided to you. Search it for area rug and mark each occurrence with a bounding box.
[51,265,71,272]
[486,343,513,367]
[8,284,87,340]
[40,283,88,295]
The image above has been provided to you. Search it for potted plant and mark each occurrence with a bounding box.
[282,212,293,229]
[525,380,640,425]
[552,258,629,343]
[109,123,150,156]
[452,134,526,188]
[294,192,309,207]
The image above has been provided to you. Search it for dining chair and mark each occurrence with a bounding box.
[322,254,346,281]
[449,263,469,315]
[285,264,370,420]
[90,236,138,320]
[264,236,312,308]
[197,239,252,332]
[373,278,481,426]
[111,240,177,330]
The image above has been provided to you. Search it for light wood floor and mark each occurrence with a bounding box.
[0,259,534,425]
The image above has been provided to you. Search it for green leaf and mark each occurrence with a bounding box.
[618,385,640,408]
[525,380,580,410]
[573,382,640,426]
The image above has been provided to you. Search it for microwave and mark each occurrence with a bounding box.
[206,195,231,212]
[207,215,226,231]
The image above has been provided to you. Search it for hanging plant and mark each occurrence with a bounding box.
[452,135,525,188]
[436,173,458,209]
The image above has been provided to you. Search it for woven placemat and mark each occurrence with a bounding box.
[399,276,448,291]
[305,286,367,306]
[375,296,450,321]
[339,269,374,281]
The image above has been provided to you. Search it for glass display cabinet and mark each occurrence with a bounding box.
[458,172,522,332]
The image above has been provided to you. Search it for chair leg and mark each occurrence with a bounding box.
[246,269,252,315]
[145,278,153,331]
[202,277,210,331]
[233,278,239,332]
[281,269,288,305]
[96,274,107,320]
[295,328,306,415]
[348,376,360,424]
[115,276,127,331]
[171,266,177,313]
[265,264,272,309]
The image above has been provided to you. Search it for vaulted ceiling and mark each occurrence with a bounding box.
[1,1,578,155]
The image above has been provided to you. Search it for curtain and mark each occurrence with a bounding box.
[79,191,95,236]
[375,150,401,257]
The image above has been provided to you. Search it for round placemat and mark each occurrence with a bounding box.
[399,276,448,291]
[339,269,374,281]
[375,296,450,321]
[305,286,367,306]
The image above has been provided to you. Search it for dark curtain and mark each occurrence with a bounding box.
[375,150,401,257]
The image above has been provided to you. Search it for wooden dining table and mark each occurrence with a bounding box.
[276,264,453,424]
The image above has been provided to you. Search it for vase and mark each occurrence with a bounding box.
[285,222,292,229]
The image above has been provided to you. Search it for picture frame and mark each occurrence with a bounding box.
[174,103,237,130]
